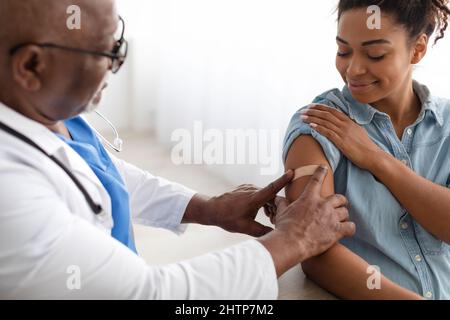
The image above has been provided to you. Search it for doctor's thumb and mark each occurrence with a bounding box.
[247,222,273,238]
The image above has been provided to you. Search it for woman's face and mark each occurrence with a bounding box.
[336,9,416,104]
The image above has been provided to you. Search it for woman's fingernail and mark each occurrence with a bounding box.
[301,115,309,120]
[310,123,318,128]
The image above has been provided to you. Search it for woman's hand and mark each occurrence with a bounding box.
[300,104,381,171]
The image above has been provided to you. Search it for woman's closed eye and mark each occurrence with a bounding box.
[336,51,386,61]
[337,51,351,57]
[367,54,385,61]
[367,50,387,61]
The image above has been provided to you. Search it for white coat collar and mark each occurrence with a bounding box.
[0,102,110,208]
[0,102,67,156]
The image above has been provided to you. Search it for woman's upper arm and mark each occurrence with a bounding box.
[284,135,335,203]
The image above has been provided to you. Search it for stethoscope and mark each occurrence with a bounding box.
[92,111,123,153]
[0,111,123,215]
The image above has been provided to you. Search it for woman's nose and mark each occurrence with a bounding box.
[346,57,367,78]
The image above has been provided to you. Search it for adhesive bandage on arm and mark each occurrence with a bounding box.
[292,165,321,182]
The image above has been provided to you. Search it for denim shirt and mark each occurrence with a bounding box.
[283,81,450,299]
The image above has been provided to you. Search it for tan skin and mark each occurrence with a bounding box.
[1,0,356,279]
[285,9,429,299]
[303,11,450,244]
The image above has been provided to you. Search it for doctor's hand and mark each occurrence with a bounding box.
[183,171,295,237]
[258,166,356,277]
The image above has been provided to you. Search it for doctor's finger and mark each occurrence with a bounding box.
[247,222,274,237]
[335,207,349,222]
[297,165,328,202]
[263,204,275,218]
[326,194,348,208]
[274,196,289,213]
[252,170,294,207]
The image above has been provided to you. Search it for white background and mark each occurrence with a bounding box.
[90,0,450,186]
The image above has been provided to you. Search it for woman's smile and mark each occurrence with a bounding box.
[347,80,379,94]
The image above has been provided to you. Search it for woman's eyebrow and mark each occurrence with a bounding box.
[336,36,392,46]
[336,36,349,44]
[361,39,392,46]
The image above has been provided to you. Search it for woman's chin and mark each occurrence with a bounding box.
[350,92,380,105]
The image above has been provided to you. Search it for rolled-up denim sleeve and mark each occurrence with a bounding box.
[283,100,343,172]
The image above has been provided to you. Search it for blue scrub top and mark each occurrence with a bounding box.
[57,116,137,254]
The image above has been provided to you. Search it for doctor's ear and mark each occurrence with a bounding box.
[410,34,428,65]
[11,45,47,92]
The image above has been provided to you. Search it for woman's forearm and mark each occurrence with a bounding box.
[369,150,450,243]
[302,244,423,300]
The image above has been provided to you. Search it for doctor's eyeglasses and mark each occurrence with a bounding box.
[9,16,128,74]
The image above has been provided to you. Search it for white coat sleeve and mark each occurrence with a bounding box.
[0,161,278,300]
[110,154,196,234]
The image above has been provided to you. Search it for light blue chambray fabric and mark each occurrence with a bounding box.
[283,80,450,299]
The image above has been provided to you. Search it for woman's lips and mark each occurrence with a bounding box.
[348,81,379,93]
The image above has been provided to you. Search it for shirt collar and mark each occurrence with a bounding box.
[0,101,108,194]
[341,80,443,127]
[413,80,444,127]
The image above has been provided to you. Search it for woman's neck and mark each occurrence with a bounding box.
[371,81,421,139]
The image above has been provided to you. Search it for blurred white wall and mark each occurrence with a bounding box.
[91,0,450,186]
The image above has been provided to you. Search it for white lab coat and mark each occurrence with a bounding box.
[0,102,278,300]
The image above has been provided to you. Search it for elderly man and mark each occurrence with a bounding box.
[0,0,355,299]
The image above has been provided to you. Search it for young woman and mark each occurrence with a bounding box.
[283,0,450,299]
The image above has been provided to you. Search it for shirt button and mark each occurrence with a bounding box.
[401,159,409,165]
[407,128,413,135]
[401,222,409,230]
[415,255,422,262]
[425,291,433,299]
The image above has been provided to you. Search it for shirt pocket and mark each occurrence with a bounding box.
[414,221,445,255]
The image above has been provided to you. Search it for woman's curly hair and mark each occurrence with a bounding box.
[338,0,450,45]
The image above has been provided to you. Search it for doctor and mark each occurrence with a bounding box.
[0,0,355,299]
